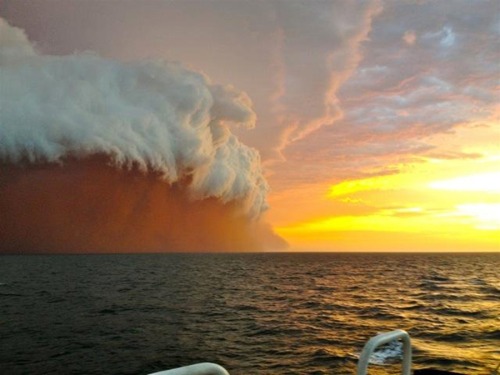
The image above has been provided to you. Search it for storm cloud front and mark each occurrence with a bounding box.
[0,19,286,253]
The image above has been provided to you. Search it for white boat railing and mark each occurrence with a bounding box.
[148,362,230,375]
[357,329,412,375]
[148,329,412,375]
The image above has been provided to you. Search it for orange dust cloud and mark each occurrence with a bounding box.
[0,156,286,253]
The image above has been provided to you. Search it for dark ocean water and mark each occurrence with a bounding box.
[1,252,499,375]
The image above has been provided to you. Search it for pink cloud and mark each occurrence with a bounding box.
[3,0,497,194]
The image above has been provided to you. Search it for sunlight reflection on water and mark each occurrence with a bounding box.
[1,252,499,374]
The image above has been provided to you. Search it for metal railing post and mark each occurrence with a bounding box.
[356,329,412,375]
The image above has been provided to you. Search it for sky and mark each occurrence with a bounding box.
[1,0,499,252]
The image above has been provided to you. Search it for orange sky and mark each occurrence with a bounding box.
[2,1,499,252]
[269,122,499,251]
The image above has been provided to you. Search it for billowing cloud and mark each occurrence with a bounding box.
[0,18,288,253]
[4,1,498,251]
[1,0,381,160]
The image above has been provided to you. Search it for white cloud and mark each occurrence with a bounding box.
[0,18,268,218]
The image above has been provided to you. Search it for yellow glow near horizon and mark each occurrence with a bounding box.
[267,92,500,252]
[273,153,500,252]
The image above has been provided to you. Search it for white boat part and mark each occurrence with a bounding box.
[148,362,230,375]
[148,329,412,375]
[357,329,412,375]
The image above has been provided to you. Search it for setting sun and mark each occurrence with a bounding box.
[429,172,500,193]
[273,155,500,251]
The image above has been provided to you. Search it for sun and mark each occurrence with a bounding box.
[455,203,500,230]
[428,172,500,193]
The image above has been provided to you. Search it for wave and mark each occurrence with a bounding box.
[367,339,403,365]
[308,348,348,364]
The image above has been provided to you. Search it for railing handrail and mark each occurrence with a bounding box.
[148,330,413,375]
[356,329,412,375]
[148,362,230,375]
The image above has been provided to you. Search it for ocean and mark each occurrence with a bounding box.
[1,252,499,375]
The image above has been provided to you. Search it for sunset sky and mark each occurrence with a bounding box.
[2,0,499,252]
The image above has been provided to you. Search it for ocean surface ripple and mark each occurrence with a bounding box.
[1,253,499,374]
